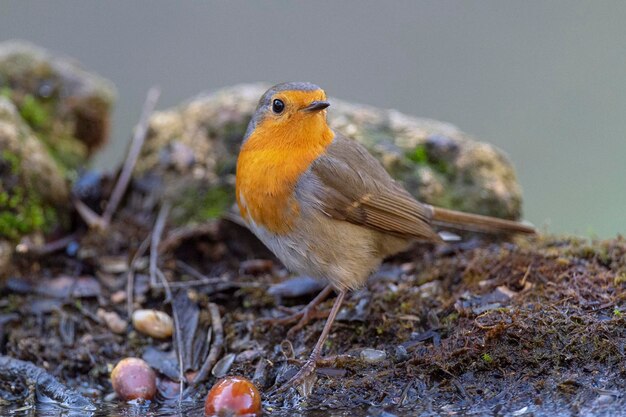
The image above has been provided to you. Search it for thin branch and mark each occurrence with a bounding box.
[173,261,261,291]
[150,201,171,287]
[15,233,78,256]
[176,261,228,284]
[101,87,161,226]
[156,268,185,403]
[72,197,105,229]
[126,234,152,318]
[159,222,220,254]
[0,356,95,410]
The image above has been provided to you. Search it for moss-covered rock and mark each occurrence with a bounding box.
[136,84,523,224]
[0,98,70,275]
[0,40,116,171]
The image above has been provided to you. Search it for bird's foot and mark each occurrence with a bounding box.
[269,289,347,398]
[259,285,333,337]
[276,306,331,337]
[273,355,319,396]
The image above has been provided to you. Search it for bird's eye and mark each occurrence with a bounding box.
[272,99,285,114]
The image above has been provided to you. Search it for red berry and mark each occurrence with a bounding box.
[110,357,157,401]
[204,376,262,416]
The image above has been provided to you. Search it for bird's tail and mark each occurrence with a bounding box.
[427,205,536,235]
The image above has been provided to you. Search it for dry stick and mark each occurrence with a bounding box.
[176,260,262,289]
[184,302,224,396]
[126,235,152,318]
[150,202,171,287]
[15,233,78,256]
[71,87,160,229]
[101,87,161,227]
[148,201,184,401]
[158,222,220,254]
[175,261,229,284]
[72,197,105,229]
[156,267,186,403]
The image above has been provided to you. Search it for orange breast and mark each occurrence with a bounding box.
[236,116,334,235]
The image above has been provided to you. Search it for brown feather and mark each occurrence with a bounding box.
[303,132,442,242]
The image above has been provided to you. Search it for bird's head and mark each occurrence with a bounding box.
[243,82,332,146]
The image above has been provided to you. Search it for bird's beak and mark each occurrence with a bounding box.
[301,100,330,113]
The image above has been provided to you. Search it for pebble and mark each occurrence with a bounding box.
[110,358,156,401]
[204,376,261,416]
[360,348,387,364]
[132,309,173,339]
[267,276,325,298]
[97,309,128,334]
[394,345,409,362]
[110,290,126,304]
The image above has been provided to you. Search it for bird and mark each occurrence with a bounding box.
[235,82,535,393]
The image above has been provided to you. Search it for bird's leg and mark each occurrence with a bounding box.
[261,285,334,336]
[275,289,346,394]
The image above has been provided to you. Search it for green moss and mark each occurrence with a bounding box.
[2,90,86,173]
[0,87,12,99]
[407,144,429,165]
[1,150,20,173]
[613,307,622,318]
[176,186,233,225]
[441,312,459,325]
[0,151,58,240]
[406,144,452,176]
[38,131,87,174]
[481,353,494,364]
[19,94,52,129]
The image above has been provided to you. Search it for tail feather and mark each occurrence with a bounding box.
[427,205,536,235]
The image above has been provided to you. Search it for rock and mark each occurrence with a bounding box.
[0,98,70,274]
[393,345,409,362]
[135,84,523,225]
[131,309,174,339]
[97,308,128,334]
[110,357,157,401]
[360,348,387,364]
[267,275,325,299]
[0,40,116,166]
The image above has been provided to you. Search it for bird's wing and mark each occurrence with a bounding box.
[297,132,442,242]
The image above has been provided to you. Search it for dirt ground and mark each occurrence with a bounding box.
[1,199,625,416]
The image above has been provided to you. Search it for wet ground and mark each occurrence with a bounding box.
[1,198,625,416]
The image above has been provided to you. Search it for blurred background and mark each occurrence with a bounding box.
[1,1,624,237]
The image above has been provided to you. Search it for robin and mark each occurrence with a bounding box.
[235,82,535,392]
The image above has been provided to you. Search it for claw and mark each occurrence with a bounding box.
[259,285,334,333]
[271,290,347,395]
[274,357,318,396]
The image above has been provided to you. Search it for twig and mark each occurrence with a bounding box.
[101,87,161,226]
[71,88,160,230]
[15,233,78,256]
[173,261,261,291]
[72,197,105,229]
[159,223,220,254]
[0,355,95,410]
[150,202,171,287]
[520,263,533,286]
[184,303,223,396]
[156,268,185,403]
[176,261,228,284]
[126,235,152,318]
